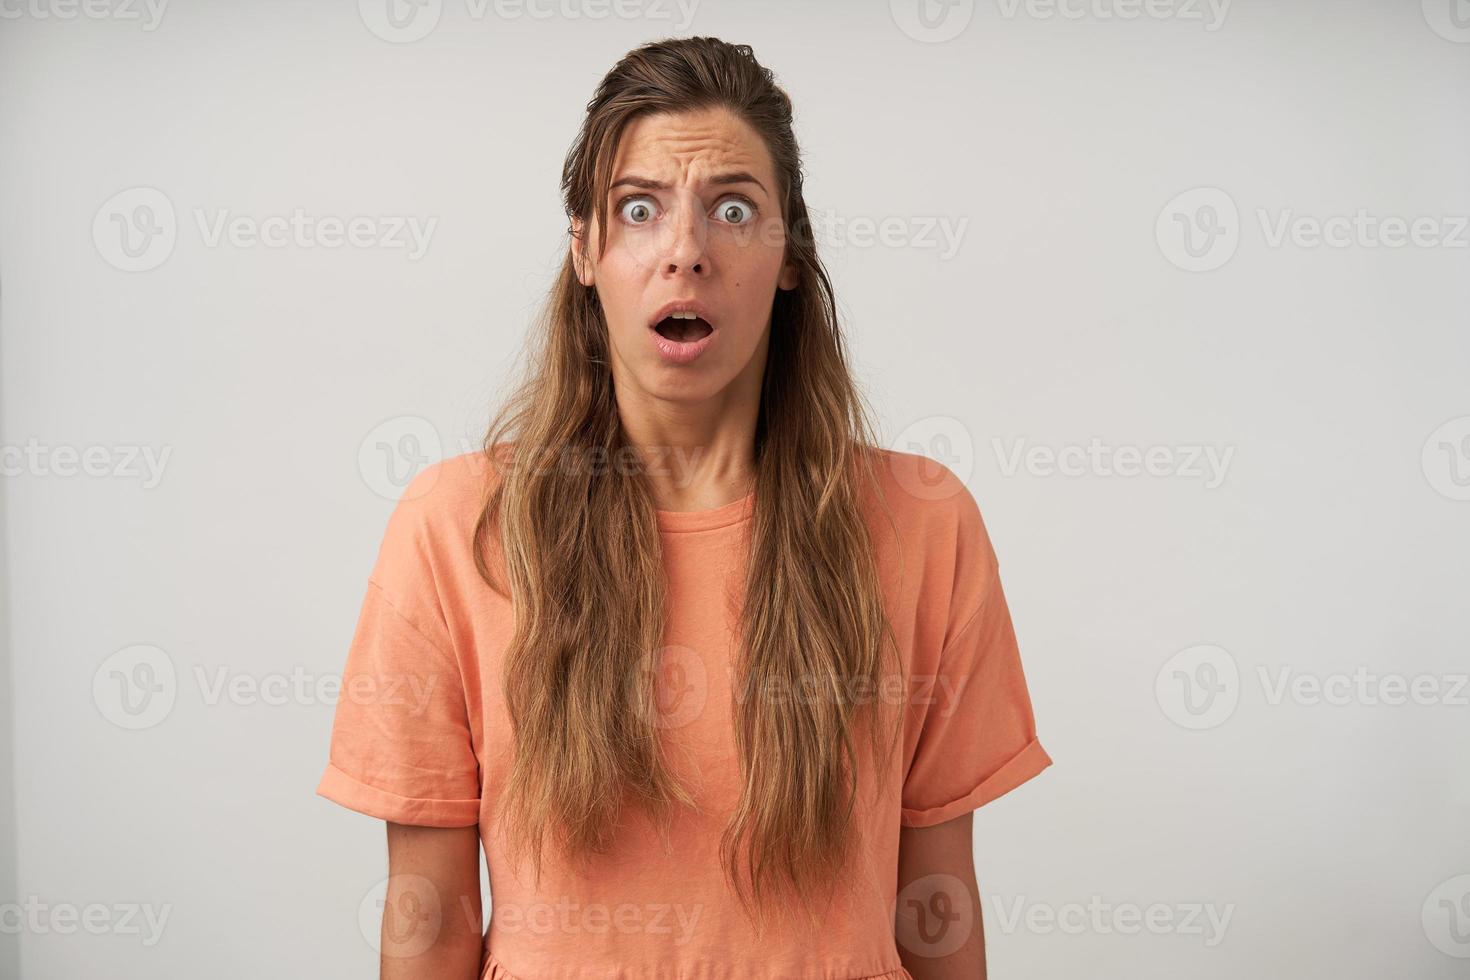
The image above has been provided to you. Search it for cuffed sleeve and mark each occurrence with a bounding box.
[316,574,481,827]
[900,565,1051,828]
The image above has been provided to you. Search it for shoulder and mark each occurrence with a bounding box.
[371,449,502,591]
[393,449,500,522]
[861,445,1000,625]
[862,446,992,550]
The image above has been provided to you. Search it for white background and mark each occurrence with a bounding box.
[1,0,1468,977]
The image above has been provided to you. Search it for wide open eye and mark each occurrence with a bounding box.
[618,196,657,225]
[713,197,756,226]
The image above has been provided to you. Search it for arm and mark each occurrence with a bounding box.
[896,812,986,980]
[380,823,484,980]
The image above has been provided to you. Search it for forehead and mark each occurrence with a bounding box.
[609,107,774,185]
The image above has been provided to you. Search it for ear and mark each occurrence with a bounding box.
[570,215,595,287]
[777,255,799,291]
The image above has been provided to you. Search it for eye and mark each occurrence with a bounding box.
[713,196,756,225]
[617,195,657,225]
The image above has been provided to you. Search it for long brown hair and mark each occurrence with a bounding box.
[472,36,905,935]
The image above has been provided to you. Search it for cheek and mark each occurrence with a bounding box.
[726,223,784,273]
[731,244,783,294]
[596,254,649,330]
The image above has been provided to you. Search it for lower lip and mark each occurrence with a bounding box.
[649,323,715,365]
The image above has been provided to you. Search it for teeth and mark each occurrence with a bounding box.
[668,311,699,319]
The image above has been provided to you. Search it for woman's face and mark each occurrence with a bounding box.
[572,106,799,405]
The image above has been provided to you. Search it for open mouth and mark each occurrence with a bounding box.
[652,314,714,344]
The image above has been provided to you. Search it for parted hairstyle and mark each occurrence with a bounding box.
[472,36,906,936]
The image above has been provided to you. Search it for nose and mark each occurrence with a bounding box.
[658,199,709,278]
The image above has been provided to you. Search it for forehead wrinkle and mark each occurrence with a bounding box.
[612,118,770,190]
[619,145,757,182]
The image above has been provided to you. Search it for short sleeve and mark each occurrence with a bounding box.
[900,559,1051,828]
[315,471,481,828]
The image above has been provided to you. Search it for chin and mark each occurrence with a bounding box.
[643,367,728,402]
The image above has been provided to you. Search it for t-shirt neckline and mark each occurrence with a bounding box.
[656,490,756,533]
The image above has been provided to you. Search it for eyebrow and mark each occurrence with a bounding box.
[609,171,768,196]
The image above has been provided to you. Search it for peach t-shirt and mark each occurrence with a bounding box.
[317,447,1051,980]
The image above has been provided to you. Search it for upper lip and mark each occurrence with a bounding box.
[649,299,715,329]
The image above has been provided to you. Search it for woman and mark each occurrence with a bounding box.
[318,36,1051,980]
